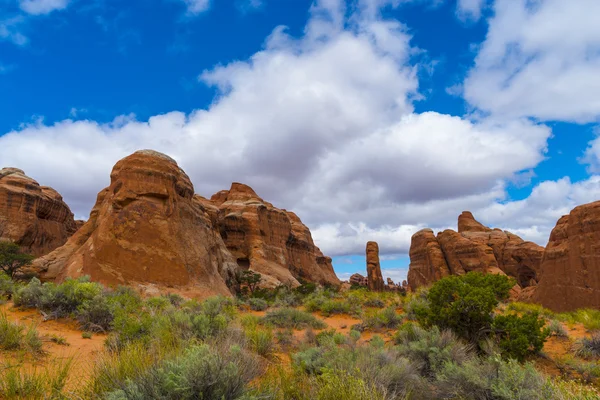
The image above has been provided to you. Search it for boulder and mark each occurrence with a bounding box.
[366,241,385,291]
[0,167,79,256]
[33,150,237,298]
[533,202,600,311]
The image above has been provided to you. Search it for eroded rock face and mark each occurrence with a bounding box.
[406,229,450,291]
[349,273,367,287]
[407,213,544,291]
[366,241,385,291]
[533,202,600,311]
[207,183,339,288]
[33,150,238,298]
[0,168,79,256]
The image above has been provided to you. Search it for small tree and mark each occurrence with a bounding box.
[0,241,34,279]
[238,270,262,295]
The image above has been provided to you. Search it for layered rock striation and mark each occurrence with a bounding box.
[0,168,79,256]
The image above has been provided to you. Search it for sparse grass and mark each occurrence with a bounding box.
[548,319,569,337]
[0,358,72,399]
[82,331,93,339]
[574,332,600,359]
[0,312,43,354]
[262,308,326,329]
[509,302,600,331]
[246,327,274,357]
[48,334,69,346]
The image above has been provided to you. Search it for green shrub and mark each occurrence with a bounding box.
[395,325,474,377]
[0,272,15,299]
[247,327,274,357]
[103,344,261,399]
[492,312,548,361]
[248,298,268,311]
[82,331,93,339]
[575,332,600,359]
[416,272,513,343]
[315,369,385,400]
[49,334,68,346]
[275,328,294,347]
[548,319,569,337]
[77,294,114,332]
[435,357,554,399]
[563,358,600,384]
[315,329,346,347]
[262,308,326,329]
[361,307,403,330]
[0,312,24,350]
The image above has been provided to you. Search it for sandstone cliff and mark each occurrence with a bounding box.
[407,212,544,292]
[0,167,79,256]
[30,151,338,296]
[532,201,600,311]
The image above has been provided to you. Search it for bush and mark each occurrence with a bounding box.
[0,312,42,354]
[0,272,15,299]
[0,358,72,399]
[575,332,600,359]
[77,294,114,332]
[492,312,548,361]
[13,276,104,320]
[315,369,385,400]
[435,357,554,399]
[548,319,569,338]
[246,327,274,357]
[361,307,403,330]
[262,308,326,329]
[416,272,513,343]
[248,298,268,311]
[103,344,261,399]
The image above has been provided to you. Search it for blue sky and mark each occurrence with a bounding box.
[2,0,600,283]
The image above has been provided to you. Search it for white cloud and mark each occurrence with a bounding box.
[456,0,486,21]
[0,0,561,261]
[0,16,28,46]
[182,0,211,15]
[19,0,70,15]
[464,0,600,123]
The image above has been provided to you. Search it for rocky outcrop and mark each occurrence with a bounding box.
[33,150,238,298]
[349,273,367,287]
[532,202,600,311]
[407,212,544,292]
[366,241,385,291]
[406,229,450,291]
[0,167,79,256]
[207,183,339,288]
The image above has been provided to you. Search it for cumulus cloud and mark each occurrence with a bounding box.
[19,0,70,15]
[0,0,562,259]
[464,0,600,123]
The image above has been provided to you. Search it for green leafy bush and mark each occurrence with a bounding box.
[361,307,403,330]
[492,312,548,361]
[0,242,34,279]
[416,272,513,343]
[548,319,569,337]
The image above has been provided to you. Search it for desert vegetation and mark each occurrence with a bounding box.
[0,270,599,399]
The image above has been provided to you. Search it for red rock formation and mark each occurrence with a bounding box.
[406,229,450,291]
[533,202,600,311]
[349,273,367,286]
[207,183,339,288]
[407,213,544,291]
[33,150,237,298]
[0,167,79,256]
[366,241,385,291]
